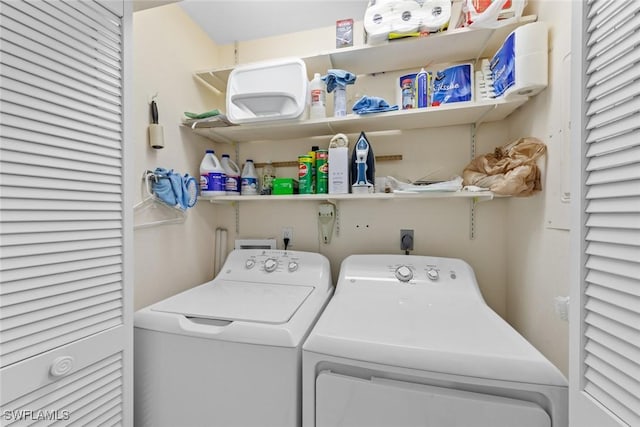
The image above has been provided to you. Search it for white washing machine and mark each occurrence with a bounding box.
[135,249,333,427]
[302,254,568,427]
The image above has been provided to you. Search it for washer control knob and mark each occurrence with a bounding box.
[395,265,413,282]
[264,258,278,272]
[245,259,255,269]
[288,261,299,272]
[427,268,439,281]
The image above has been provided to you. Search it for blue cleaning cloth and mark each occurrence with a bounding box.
[322,69,356,93]
[152,168,197,210]
[352,96,399,115]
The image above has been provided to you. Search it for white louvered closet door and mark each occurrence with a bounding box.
[569,1,640,426]
[0,0,132,425]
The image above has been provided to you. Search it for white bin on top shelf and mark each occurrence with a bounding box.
[226,58,308,124]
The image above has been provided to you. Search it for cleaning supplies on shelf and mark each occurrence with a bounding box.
[352,96,399,115]
[416,68,430,108]
[200,150,226,197]
[261,161,276,195]
[322,69,357,117]
[309,73,327,119]
[221,154,241,195]
[241,159,259,195]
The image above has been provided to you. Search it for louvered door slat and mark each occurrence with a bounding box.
[587,196,640,213]
[0,265,122,296]
[0,54,121,107]
[586,256,640,280]
[586,48,640,90]
[587,3,640,48]
[586,60,640,101]
[1,126,121,159]
[1,238,122,259]
[0,229,122,247]
[30,0,121,52]
[586,270,640,297]
[586,96,640,130]
[586,241,640,263]
[586,340,640,382]
[586,227,640,245]
[578,3,640,423]
[587,164,640,185]
[586,145,640,171]
[0,7,121,85]
[587,78,640,118]
[1,148,121,174]
[585,114,638,143]
[1,273,122,306]
[1,114,121,150]
[0,1,130,423]
[586,284,640,315]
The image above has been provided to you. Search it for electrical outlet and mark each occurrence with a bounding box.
[400,229,414,251]
[282,227,293,248]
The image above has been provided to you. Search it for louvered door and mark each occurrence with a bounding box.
[569,1,640,426]
[0,0,132,425]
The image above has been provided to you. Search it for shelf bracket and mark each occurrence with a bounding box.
[470,124,477,240]
[470,198,477,240]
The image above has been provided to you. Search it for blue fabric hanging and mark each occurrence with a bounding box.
[151,168,197,210]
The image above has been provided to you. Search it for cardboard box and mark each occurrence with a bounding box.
[328,146,349,194]
[273,178,299,195]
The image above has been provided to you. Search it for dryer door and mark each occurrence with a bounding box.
[316,371,551,427]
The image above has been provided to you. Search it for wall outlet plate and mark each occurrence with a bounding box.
[400,229,414,251]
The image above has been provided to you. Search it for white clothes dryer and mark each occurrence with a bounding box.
[302,254,568,427]
[134,249,333,427]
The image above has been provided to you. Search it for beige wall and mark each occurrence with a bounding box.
[505,0,572,375]
[133,1,571,375]
[133,4,233,310]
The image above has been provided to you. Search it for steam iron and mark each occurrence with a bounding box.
[351,131,375,194]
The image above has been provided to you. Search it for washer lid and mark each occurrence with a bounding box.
[151,280,314,324]
[303,288,568,387]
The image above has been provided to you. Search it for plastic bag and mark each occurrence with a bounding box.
[462,137,546,197]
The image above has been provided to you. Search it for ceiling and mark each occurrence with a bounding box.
[178,0,369,45]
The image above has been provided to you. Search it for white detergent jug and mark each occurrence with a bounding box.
[200,150,226,197]
[221,154,241,195]
[241,159,259,195]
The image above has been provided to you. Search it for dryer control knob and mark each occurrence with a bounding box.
[288,261,299,272]
[427,268,439,281]
[395,265,413,282]
[245,259,255,269]
[264,258,278,272]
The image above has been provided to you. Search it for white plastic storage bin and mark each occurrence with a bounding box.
[226,58,308,124]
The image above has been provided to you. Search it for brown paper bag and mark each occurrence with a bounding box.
[462,137,547,197]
